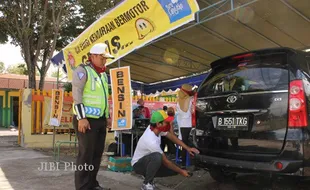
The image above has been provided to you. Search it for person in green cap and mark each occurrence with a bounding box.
[131,110,200,190]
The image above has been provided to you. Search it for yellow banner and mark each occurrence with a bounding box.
[63,0,200,81]
[110,66,132,130]
[49,89,64,126]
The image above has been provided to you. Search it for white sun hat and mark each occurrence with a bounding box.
[89,43,114,59]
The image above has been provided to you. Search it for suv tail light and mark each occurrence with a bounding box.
[232,53,254,60]
[288,80,308,128]
[232,53,255,64]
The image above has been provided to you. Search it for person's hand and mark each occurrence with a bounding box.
[107,118,112,129]
[180,169,190,177]
[188,147,200,156]
[78,119,90,133]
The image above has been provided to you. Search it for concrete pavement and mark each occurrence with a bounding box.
[0,128,171,190]
[0,147,172,190]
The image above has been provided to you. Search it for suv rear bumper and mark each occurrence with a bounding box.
[195,154,303,173]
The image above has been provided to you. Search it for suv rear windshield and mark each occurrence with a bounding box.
[198,63,289,96]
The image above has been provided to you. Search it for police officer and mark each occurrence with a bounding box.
[72,43,114,190]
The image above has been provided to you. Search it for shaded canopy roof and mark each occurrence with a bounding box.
[143,71,209,94]
[52,0,310,92]
[105,0,310,83]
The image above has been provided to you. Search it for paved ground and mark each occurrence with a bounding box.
[0,127,18,137]
[0,128,170,190]
[1,127,310,190]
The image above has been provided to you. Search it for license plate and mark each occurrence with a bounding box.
[216,116,249,130]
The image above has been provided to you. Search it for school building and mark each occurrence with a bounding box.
[0,74,59,128]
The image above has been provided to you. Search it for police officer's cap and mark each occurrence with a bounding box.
[90,43,114,59]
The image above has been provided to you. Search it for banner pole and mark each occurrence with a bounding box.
[120,132,123,157]
[56,64,60,89]
[53,125,56,159]
[53,65,60,158]
[131,129,134,157]
[117,59,124,157]
[117,132,120,155]
[50,89,63,161]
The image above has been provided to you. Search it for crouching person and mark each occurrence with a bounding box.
[131,110,199,190]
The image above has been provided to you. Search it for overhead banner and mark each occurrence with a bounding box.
[62,0,200,81]
[49,89,64,126]
[110,66,132,130]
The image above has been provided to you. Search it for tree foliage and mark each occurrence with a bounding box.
[51,70,63,78]
[7,63,28,75]
[6,63,40,75]
[55,0,122,51]
[62,82,72,92]
[0,0,120,90]
[0,22,8,44]
[0,0,70,89]
[0,61,4,73]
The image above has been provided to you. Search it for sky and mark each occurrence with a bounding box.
[0,42,60,76]
[0,43,24,67]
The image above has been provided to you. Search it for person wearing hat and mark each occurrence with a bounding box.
[131,110,199,190]
[72,43,114,190]
[176,84,196,168]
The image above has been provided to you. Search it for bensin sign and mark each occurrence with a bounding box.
[49,89,64,126]
[110,66,132,130]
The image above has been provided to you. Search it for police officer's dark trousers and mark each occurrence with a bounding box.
[73,115,107,190]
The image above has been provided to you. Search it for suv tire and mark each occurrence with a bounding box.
[209,168,237,183]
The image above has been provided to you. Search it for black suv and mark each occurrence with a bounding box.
[191,47,310,182]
